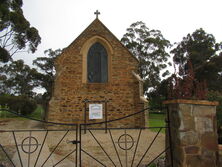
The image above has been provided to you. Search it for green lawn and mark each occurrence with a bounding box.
[0,105,44,120]
[27,105,44,119]
[1,107,165,131]
[149,112,166,133]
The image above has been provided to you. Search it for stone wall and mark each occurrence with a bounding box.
[219,145,222,167]
[47,19,146,127]
[164,100,219,167]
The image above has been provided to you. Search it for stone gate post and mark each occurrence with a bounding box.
[164,99,219,167]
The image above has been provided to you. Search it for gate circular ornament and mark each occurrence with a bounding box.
[21,136,39,154]
[118,134,134,150]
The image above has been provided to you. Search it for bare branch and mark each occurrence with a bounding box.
[15,50,28,54]
[0,39,3,46]
[5,43,14,47]
[3,31,14,48]
[0,29,13,39]
[11,48,19,57]
[2,27,9,46]
[9,44,15,52]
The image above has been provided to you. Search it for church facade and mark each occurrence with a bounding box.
[47,18,148,127]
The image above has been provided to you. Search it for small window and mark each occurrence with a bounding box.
[87,42,108,83]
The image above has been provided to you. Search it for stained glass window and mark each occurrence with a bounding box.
[87,42,108,83]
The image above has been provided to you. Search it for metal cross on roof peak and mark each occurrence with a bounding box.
[94,10,100,19]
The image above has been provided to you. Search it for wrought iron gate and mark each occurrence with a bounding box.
[0,108,173,167]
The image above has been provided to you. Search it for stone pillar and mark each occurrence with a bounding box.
[219,145,222,167]
[164,99,219,167]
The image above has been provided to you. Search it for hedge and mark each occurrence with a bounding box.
[0,95,37,115]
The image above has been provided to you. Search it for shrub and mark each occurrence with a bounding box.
[0,95,37,115]
[208,91,222,144]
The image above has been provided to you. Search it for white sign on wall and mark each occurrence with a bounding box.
[89,104,103,119]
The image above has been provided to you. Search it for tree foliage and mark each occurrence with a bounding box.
[170,28,222,143]
[0,0,41,62]
[121,21,171,93]
[0,59,38,96]
[171,28,222,91]
[148,28,222,109]
[147,79,169,109]
[33,48,61,103]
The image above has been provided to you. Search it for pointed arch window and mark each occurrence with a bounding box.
[87,42,108,83]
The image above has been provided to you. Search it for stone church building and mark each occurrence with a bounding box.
[47,16,148,127]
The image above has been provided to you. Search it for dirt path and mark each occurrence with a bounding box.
[0,118,44,130]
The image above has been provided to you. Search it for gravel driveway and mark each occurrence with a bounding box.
[0,119,166,167]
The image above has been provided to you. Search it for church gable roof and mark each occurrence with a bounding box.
[62,18,139,63]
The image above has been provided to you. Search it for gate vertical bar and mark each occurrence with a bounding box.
[84,101,87,134]
[12,131,23,167]
[166,107,174,167]
[105,100,108,133]
[76,124,78,167]
[79,124,82,167]
[28,131,32,167]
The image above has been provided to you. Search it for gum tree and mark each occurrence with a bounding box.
[0,0,41,62]
[121,21,171,94]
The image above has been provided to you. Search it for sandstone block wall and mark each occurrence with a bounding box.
[47,19,146,127]
[165,100,219,167]
[218,145,222,167]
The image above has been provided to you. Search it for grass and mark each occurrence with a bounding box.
[148,164,156,167]
[0,105,44,120]
[149,112,166,133]
[28,105,44,119]
[1,106,165,132]
[0,109,17,118]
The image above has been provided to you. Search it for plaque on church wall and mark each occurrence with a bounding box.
[89,104,103,119]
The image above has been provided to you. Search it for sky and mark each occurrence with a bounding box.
[16,0,222,66]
